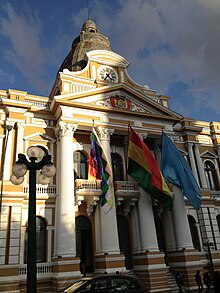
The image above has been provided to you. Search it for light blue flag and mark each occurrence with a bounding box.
[161,132,201,209]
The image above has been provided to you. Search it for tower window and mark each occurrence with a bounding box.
[204,161,219,190]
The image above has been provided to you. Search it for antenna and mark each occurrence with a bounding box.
[88,0,90,19]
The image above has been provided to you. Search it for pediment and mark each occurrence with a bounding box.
[24,132,56,143]
[53,84,182,120]
[201,151,218,159]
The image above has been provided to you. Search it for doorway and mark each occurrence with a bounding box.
[76,216,94,273]
[117,215,133,270]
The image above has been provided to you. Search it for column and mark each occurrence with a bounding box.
[97,126,120,254]
[163,210,176,250]
[172,185,194,249]
[55,121,77,257]
[3,121,14,180]
[47,226,53,262]
[0,134,5,169]
[94,205,102,255]
[215,145,220,165]
[131,205,141,252]
[138,187,159,251]
[194,143,208,188]
[16,122,25,159]
[186,142,199,183]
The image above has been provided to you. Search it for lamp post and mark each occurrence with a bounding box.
[204,240,214,284]
[10,146,56,293]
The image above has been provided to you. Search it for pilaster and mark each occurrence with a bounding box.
[194,143,208,188]
[186,142,199,183]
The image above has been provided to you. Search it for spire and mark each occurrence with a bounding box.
[59,19,113,72]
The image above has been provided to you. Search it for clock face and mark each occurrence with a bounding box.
[98,66,118,82]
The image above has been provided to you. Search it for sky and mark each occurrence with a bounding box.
[1,0,220,122]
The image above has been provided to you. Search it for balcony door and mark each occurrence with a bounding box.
[76,216,94,273]
[117,215,133,269]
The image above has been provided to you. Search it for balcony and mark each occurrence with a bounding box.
[23,184,57,199]
[75,179,140,215]
[75,179,101,215]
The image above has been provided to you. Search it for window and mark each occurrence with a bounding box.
[24,216,47,263]
[74,151,88,179]
[110,278,140,291]
[204,161,219,190]
[188,215,201,251]
[217,215,220,234]
[111,153,124,181]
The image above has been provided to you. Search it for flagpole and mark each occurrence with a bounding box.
[124,124,130,181]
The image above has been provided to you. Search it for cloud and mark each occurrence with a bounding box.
[1,0,220,120]
[0,3,49,93]
[0,68,15,84]
[90,0,220,120]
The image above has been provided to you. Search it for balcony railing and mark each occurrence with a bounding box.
[19,263,52,278]
[75,179,101,190]
[23,184,56,196]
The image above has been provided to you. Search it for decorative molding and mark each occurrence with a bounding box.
[55,121,77,139]
[96,94,146,113]
[97,126,114,141]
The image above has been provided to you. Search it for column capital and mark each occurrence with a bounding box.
[16,122,25,129]
[185,142,194,149]
[215,145,220,152]
[6,120,15,130]
[139,132,148,140]
[55,121,78,139]
[97,126,114,141]
[194,142,201,149]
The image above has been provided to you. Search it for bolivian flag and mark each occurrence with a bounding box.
[128,126,173,210]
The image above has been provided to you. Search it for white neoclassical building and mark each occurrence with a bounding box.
[1,19,220,292]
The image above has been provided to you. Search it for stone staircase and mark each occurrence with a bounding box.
[167,270,180,293]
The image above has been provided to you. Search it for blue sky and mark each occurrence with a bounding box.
[1,0,220,122]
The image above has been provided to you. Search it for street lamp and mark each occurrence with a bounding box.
[10,146,56,293]
[204,240,215,284]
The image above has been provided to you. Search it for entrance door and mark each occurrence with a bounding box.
[76,216,93,273]
[117,215,133,270]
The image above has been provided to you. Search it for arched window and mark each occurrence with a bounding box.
[217,215,220,234]
[204,161,219,190]
[74,151,88,179]
[24,216,47,263]
[188,215,201,251]
[111,153,124,181]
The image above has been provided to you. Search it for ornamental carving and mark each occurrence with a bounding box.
[97,127,114,141]
[55,122,77,139]
[96,94,146,113]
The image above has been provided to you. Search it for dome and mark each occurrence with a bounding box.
[59,19,113,72]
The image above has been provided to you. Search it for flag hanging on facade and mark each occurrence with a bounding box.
[88,128,114,213]
[127,126,173,210]
[161,131,201,209]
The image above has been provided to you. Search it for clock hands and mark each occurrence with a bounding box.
[104,73,113,81]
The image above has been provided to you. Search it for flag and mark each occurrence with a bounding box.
[161,131,201,209]
[88,128,114,213]
[128,126,173,210]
